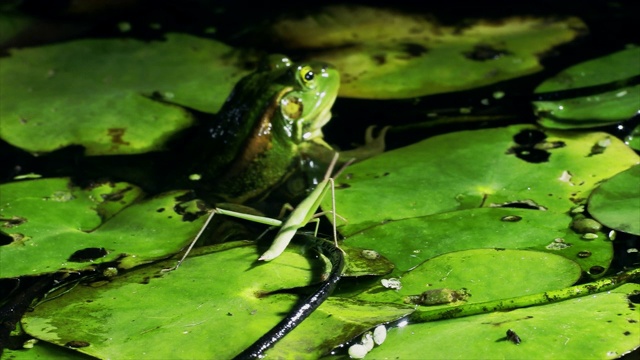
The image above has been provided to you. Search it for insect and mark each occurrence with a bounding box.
[163,153,352,358]
[506,329,522,344]
[164,152,352,271]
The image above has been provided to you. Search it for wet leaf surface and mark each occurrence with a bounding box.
[589,164,640,235]
[268,6,587,99]
[1,4,638,359]
[325,125,638,236]
[0,178,208,278]
[20,244,413,359]
[356,249,582,305]
[364,283,640,359]
[534,47,640,129]
[0,34,249,155]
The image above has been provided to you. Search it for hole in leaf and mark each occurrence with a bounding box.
[588,265,605,275]
[577,250,592,258]
[491,200,547,210]
[513,129,546,146]
[68,247,108,262]
[0,232,13,245]
[513,147,551,163]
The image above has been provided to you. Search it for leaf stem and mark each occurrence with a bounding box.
[409,268,640,323]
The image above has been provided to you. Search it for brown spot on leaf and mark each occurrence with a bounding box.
[1,216,27,228]
[101,186,133,202]
[108,128,130,146]
[464,44,510,61]
[65,340,90,348]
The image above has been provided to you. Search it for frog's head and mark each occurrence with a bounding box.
[190,55,340,203]
[272,57,340,145]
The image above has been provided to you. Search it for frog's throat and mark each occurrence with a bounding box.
[303,96,335,144]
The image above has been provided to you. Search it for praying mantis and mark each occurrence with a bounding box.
[163,153,352,358]
[164,151,353,271]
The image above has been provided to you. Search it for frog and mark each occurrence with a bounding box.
[185,55,386,204]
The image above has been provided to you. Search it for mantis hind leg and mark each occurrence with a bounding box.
[162,209,217,272]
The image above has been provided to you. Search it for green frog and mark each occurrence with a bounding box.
[186,55,385,203]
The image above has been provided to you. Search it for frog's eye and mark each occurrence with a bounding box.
[297,65,316,89]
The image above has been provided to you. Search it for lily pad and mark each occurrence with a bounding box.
[269,6,587,99]
[326,125,639,235]
[320,126,639,279]
[0,33,249,155]
[534,47,640,129]
[357,249,582,305]
[2,340,93,360]
[342,208,612,277]
[341,244,395,277]
[365,283,640,359]
[21,244,414,359]
[588,165,640,235]
[0,178,208,278]
[625,124,640,151]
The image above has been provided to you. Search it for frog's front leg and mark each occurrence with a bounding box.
[340,125,391,162]
[301,125,390,167]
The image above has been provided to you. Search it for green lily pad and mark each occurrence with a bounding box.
[21,244,414,359]
[341,244,395,277]
[588,165,640,236]
[272,296,413,359]
[342,208,612,277]
[0,178,208,278]
[357,249,582,305]
[0,33,249,155]
[625,124,640,151]
[327,125,639,235]
[365,283,640,359]
[2,340,93,360]
[534,47,640,129]
[269,6,587,99]
[320,126,638,279]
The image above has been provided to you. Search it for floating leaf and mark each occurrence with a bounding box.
[2,339,92,360]
[321,126,639,279]
[534,47,640,129]
[588,165,640,235]
[21,244,413,359]
[342,208,612,277]
[365,283,640,359]
[0,33,249,155]
[341,244,395,277]
[271,297,412,359]
[269,6,587,99]
[625,124,640,151]
[357,249,582,305]
[0,178,208,278]
[327,126,639,235]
